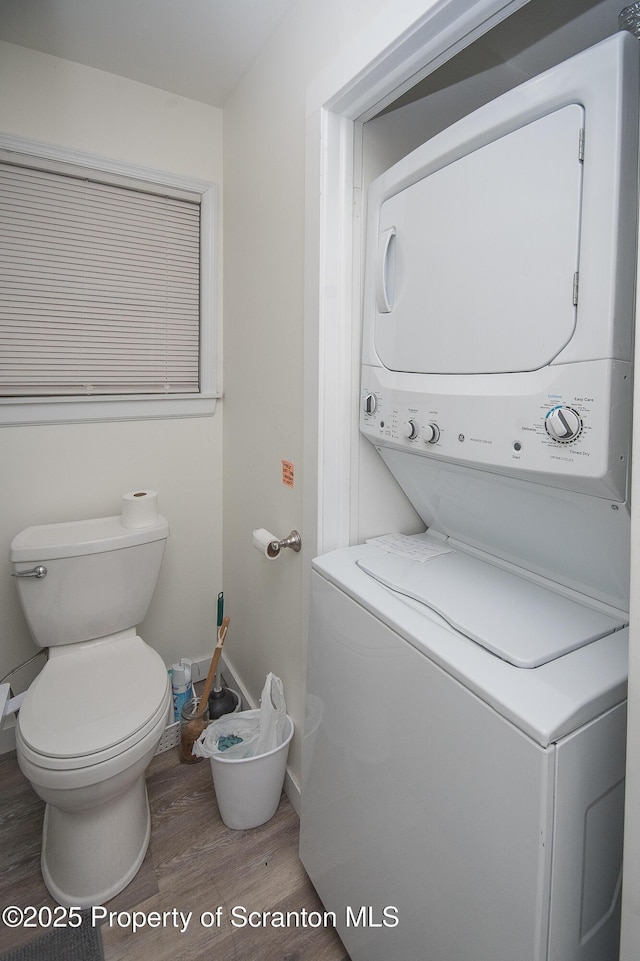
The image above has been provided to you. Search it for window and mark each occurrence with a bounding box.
[0,136,218,425]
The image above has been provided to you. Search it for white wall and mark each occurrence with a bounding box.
[0,43,224,713]
[221,0,413,790]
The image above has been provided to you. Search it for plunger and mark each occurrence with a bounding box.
[208,685,239,719]
[208,591,239,720]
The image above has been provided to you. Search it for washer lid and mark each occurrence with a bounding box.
[357,548,625,668]
[18,635,169,758]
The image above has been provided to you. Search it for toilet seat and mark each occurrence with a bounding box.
[18,633,169,770]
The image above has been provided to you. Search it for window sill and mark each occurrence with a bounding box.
[0,394,222,427]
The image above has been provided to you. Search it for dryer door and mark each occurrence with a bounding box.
[374,104,584,375]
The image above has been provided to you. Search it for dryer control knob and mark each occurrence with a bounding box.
[363,393,377,415]
[422,423,440,444]
[403,419,419,440]
[545,406,582,442]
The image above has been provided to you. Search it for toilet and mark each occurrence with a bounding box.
[10,513,171,907]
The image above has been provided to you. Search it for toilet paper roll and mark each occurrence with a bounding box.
[121,490,159,529]
[252,528,280,559]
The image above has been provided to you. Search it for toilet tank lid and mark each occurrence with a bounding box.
[10,514,169,562]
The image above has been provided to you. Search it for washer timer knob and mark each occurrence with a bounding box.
[545,406,582,443]
[403,419,419,440]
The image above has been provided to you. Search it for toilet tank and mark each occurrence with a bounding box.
[10,515,169,648]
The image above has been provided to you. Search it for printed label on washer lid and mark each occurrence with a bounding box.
[365,532,454,562]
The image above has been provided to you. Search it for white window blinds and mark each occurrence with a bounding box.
[0,158,201,397]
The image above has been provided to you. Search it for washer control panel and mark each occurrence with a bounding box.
[360,360,631,500]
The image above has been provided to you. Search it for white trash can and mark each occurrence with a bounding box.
[209,714,294,829]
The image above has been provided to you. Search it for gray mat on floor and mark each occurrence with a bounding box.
[0,910,103,961]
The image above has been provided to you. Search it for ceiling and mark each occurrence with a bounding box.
[0,0,297,107]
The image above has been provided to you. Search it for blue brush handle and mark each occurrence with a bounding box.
[217,591,224,629]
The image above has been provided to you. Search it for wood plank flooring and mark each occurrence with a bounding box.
[0,747,350,961]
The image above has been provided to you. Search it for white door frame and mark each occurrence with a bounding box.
[304,0,533,559]
[302,1,639,958]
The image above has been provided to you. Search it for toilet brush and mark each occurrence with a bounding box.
[198,616,230,709]
[208,592,239,719]
[179,617,230,762]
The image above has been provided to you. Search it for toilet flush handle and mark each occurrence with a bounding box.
[11,565,47,579]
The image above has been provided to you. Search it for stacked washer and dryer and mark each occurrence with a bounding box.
[300,34,639,961]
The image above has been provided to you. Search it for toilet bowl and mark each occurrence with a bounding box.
[10,513,170,906]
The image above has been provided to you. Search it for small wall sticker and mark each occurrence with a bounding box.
[282,460,294,488]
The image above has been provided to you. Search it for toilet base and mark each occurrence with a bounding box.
[41,773,151,907]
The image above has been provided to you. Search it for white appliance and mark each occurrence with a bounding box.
[11,513,170,907]
[300,33,639,961]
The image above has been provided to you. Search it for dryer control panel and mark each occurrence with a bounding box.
[360,359,631,501]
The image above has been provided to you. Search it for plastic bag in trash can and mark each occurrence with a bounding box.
[193,673,287,760]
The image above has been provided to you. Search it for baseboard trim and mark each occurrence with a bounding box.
[0,715,16,755]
